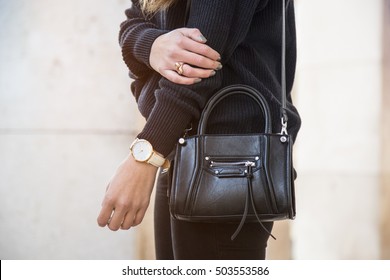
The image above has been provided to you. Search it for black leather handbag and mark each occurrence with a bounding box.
[169,0,295,240]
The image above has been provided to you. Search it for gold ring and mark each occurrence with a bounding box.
[175,62,184,75]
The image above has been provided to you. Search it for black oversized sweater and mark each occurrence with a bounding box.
[119,0,301,157]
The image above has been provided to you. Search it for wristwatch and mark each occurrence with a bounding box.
[130,138,169,170]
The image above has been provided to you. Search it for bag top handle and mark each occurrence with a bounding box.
[198,85,272,134]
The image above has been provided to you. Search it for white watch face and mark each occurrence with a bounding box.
[132,140,153,162]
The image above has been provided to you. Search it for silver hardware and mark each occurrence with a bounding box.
[210,161,255,167]
[183,124,193,138]
[215,170,219,175]
[245,161,255,176]
[205,156,210,161]
[178,138,186,145]
[280,136,287,143]
[280,117,288,135]
[255,156,259,161]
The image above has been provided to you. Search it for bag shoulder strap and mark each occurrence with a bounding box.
[280,0,288,135]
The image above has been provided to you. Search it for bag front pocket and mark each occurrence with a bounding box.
[204,156,261,178]
[183,155,278,219]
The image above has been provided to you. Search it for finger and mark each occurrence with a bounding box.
[163,70,202,85]
[179,28,208,43]
[178,29,221,61]
[180,48,222,71]
[120,212,135,230]
[107,208,127,231]
[97,204,114,227]
[132,207,148,227]
[180,63,216,79]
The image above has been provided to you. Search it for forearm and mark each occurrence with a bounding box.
[138,73,222,157]
[119,0,168,77]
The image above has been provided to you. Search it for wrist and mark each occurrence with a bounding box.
[126,153,159,171]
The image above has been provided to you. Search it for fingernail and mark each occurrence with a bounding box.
[194,78,202,83]
[209,70,216,77]
[199,35,207,42]
[215,63,223,70]
[217,56,221,61]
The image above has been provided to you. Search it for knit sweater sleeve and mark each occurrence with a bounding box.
[118,0,168,79]
[137,0,266,156]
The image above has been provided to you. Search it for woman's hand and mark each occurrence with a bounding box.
[97,155,158,231]
[150,28,222,85]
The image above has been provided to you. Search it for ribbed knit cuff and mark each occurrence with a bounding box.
[137,96,193,157]
[122,28,167,69]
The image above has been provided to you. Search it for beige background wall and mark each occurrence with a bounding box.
[291,0,386,259]
[381,0,390,260]
[0,0,388,259]
[0,0,143,259]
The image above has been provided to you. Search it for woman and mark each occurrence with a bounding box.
[97,0,301,259]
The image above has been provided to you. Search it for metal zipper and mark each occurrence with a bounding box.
[209,161,256,167]
[205,156,259,167]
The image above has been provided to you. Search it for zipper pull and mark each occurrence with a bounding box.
[244,161,255,177]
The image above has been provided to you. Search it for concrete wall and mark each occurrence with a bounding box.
[0,0,388,260]
[292,0,386,259]
[381,0,390,260]
[0,0,144,259]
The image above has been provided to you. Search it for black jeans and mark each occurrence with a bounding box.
[154,168,273,260]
